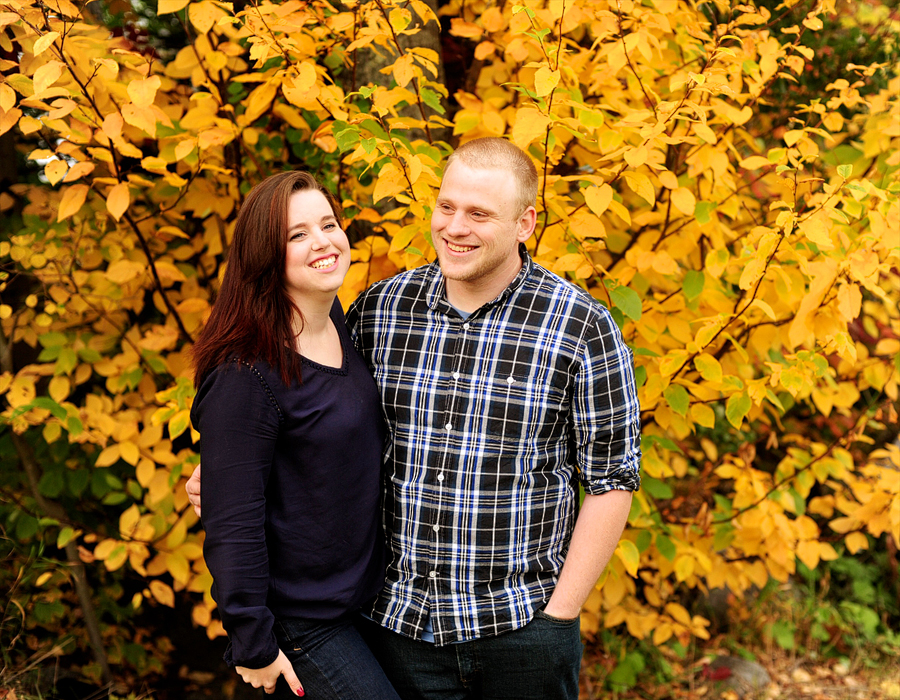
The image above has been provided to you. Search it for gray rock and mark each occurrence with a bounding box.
[702,655,772,699]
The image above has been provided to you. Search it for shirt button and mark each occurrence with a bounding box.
[432,524,439,532]
[437,473,444,481]
[463,322,470,330]
[429,571,437,578]
[445,422,452,431]
[506,376,515,384]
[452,372,460,380]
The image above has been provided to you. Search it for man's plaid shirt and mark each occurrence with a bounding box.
[347,248,641,646]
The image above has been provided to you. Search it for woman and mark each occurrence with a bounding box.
[190,171,399,699]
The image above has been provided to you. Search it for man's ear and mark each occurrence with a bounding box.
[517,206,538,243]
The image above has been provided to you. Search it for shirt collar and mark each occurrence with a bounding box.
[426,244,534,313]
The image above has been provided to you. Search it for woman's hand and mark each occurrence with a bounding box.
[185,464,202,517]
[236,649,304,696]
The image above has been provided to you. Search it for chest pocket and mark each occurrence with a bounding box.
[483,371,568,441]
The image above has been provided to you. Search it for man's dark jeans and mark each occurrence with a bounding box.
[359,610,583,699]
[268,613,401,699]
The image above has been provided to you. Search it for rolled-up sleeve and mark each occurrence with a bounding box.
[572,309,642,494]
[191,363,281,668]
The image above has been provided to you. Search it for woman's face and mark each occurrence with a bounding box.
[283,189,350,305]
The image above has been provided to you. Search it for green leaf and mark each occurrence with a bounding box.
[770,620,795,650]
[663,384,690,416]
[610,285,642,321]
[725,391,752,429]
[641,435,683,454]
[333,121,360,153]
[67,469,89,496]
[38,469,65,499]
[642,476,674,499]
[420,87,446,115]
[38,331,67,348]
[713,523,735,551]
[683,270,705,301]
[633,365,647,389]
[656,534,677,561]
[694,201,717,225]
[837,164,852,178]
[55,347,77,375]
[635,529,651,553]
[57,526,77,548]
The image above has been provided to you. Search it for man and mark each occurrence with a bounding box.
[188,137,641,699]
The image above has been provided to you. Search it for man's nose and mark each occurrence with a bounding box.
[446,210,468,235]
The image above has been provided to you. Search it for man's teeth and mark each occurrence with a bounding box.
[311,256,336,269]
[447,243,475,253]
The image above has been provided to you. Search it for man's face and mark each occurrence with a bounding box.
[431,161,535,303]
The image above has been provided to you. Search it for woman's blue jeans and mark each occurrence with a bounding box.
[269,613,400,699]
[358,609,583,699]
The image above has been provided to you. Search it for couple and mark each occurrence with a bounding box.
[187,138,642,699]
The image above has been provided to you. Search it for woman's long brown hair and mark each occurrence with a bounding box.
[192,171,342,388]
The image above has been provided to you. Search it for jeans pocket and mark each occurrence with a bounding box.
[534,608,580,625]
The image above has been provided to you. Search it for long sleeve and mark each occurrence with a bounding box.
[572,308,642,494]
[192,362,282,668]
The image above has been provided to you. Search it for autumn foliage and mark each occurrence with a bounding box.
[1,0,898,685]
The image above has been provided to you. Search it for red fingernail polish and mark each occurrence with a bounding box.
[297,689,304,697]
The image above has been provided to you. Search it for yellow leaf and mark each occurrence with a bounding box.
[534,66,560,97]
[844,531,868,554]
[389,7,412,32]
[44,159,68,186]
[670,187,696,216]
[243,81,278,124]
[693,353,722,383]
[106,259,146,284]
[796,539,820,569]
[120,440,140,466]
[617,540,641,577]
[127,75,161,109]
[584,184,613,217]
[622,171,655,206]
[158,0,190,13]
[95,444,120,467]
[119,504,141,538]
[623,145,648,169]
[0,84,15,113]
[33,61,65,94]
[693,122,716,144]
[674,554,694,581]
[149,580,175,607]
[94,539,118,561]
[740,156,771,170]
[57,184,89,221]
[33,32,59,57]
[189,0,222,33]
[392,54,415,88]
[0,107,22,137]
[166,520,187,550]
[48,375,69,402]
[106,182,130,221]
[169,409,191,440]
[510,108,550,150]
[658,170,678,189]
[784,129,804,146]
[167,551,191,585]
[690,403,715,429]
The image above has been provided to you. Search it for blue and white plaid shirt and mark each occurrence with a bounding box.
[347,247,641,646]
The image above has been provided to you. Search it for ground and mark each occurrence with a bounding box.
[579,643,900,700]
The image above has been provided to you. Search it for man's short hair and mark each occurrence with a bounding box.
[447,137,539,216]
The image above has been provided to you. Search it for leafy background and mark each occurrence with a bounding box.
[0,0,898,697]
